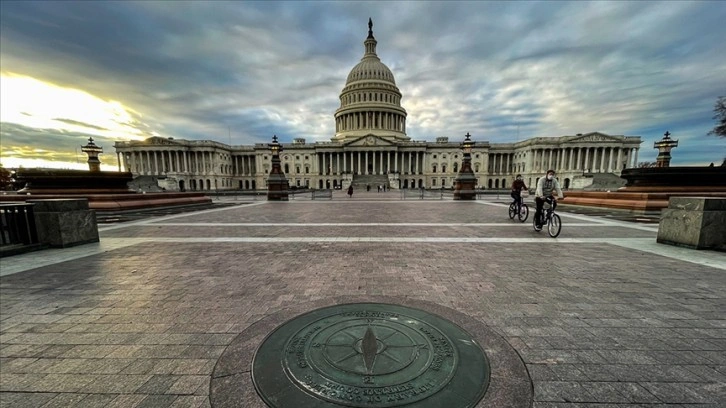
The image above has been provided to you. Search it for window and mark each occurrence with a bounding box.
[432,164,437,173]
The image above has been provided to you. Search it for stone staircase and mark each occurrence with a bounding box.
[351,174,389,191]
[583,172,627,191]
[128,175,165,192]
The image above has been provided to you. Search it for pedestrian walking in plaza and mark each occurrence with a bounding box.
[347,185,353,198]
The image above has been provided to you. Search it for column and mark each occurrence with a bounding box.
[607,147,614,172]
[633,148,639,167]
[372,151,377,175]
[584,148,590,172]
[394,152,398,173]
[616,148,623,172]
[599,147,606,173]
[546,149,552,170]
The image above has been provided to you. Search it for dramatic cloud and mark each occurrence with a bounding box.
[1,0,724,169]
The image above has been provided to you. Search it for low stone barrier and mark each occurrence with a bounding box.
[312,189,333,200]
[28,199,99,248]
[657,197,725,251]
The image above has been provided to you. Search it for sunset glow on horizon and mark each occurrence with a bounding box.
[0,73,153,170]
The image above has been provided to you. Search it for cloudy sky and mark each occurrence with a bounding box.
[1,1,724,170]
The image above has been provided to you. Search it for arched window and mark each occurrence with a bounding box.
[453,163,459,172]
[432,164,437,173]
[442,165,447,173]
[284,164,289,173]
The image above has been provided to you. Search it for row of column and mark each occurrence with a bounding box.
[118,145,641,178]
[530,146,639,173]
[317,151,424,175]
[118,150,257,176]
[335,111,405,133]
[488,146,640,175]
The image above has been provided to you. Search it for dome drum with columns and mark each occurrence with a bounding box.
[114,20,641,192]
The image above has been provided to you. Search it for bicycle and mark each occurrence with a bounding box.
[533,197,562,237]
[508,194,529,222]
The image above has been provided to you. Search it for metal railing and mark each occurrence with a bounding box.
[0,203,39,248]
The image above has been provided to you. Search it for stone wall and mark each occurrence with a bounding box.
[657,197,725,251]
[28,199,99,248]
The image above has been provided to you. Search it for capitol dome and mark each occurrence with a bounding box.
[333,19,408,142]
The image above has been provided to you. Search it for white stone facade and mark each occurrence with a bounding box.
[114,20,641,192]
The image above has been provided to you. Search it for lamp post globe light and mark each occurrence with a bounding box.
[454,132,477,200]
[266,135,289,201]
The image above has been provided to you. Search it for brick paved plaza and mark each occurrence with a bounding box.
[1,192,725,407]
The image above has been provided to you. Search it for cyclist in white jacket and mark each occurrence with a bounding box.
[534,169,563,230]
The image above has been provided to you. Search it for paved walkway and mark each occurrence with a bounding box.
[1,194,725,407]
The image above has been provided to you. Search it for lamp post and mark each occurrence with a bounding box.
[654,131,678,168]
[80,137,103,172]
[266,135,289,201]
[454,132,477,200]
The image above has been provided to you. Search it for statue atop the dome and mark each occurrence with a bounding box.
[368,17,374,39]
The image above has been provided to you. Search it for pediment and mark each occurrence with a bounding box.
[569,132,621,143]
[344,134,397,147]
[145,136,181,146]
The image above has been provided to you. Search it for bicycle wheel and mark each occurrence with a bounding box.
[548,213,562,238]
[508,202,516,219]
[518,204,529,222]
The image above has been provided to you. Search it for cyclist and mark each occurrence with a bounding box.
[510,174,527,215]
[534,169,563,231]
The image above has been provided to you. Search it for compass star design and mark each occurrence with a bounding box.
[322,324,428,376]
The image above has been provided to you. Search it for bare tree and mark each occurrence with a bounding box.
[708,96,726,138]
[0,164,15,191]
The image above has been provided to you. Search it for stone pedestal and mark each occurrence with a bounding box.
[657,197,726,251]
[28,199,99,248]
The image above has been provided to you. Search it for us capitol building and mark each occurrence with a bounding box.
[114,19,642,192]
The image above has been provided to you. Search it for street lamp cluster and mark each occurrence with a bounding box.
[454,132,477,200]
[266,135,289,201]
